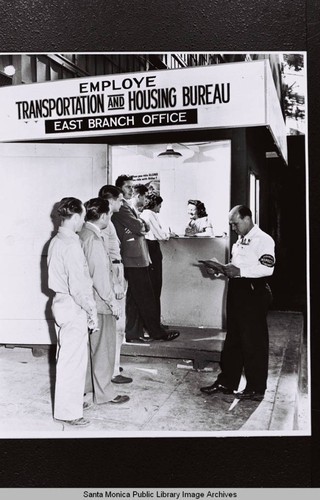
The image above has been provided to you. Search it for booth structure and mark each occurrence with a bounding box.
[0,59,287,345]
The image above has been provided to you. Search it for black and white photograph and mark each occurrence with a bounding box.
[0,52,310,438]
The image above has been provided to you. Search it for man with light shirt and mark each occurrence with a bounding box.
[79,197,129,406]
[98,184,132,385]
[48,197,98,427]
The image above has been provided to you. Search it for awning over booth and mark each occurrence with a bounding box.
[0,59,287,162]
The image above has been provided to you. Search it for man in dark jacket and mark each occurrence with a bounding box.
[112,175,179,343]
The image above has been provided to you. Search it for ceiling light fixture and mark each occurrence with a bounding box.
[4,65,16,76]
[157,144,182,158]
[183,148,213,163]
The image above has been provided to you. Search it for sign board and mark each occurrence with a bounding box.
[0,60,287,161]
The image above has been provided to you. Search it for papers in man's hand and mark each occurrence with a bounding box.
[198,257,225,276]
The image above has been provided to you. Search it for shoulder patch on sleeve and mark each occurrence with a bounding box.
[259,254,275,267]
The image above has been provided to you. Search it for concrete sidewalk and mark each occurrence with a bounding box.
[0,311,310,437]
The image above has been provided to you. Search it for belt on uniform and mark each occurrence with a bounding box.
[229,277,268,290]
[112,259,122,264]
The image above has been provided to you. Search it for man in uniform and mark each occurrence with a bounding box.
[48,197,98,427]
[112,174,179,343]
[200,205,275,401]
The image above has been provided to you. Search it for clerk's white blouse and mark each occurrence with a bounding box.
[185,216,214,236]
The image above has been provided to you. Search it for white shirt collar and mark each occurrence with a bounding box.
[86,221,101,234]
[128,200,140,216]
[58,226,79,240]
[239,224,258,243]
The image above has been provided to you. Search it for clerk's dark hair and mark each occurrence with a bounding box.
[99,184,122,200]
[57,197,83,220]
[188,199,207,218]
[237,205,252,219]
[133,184,148,196]
[84,197,109,222]
[144,193,163,210]
[115,175,133,189]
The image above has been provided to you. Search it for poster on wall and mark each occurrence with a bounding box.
[131,172,160,194]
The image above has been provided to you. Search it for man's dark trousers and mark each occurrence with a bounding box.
[124,266,166,340]
[217,277,272,393]
[146,240,163,323]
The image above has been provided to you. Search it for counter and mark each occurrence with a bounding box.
[160,236,229,329]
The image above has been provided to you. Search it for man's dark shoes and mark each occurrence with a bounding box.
[109,395,130,404]
[83,401,93,410]
[160,323,170,329]
[126,337,152,344]
[57,417,90,426]
[99,395,130,405]
[112,374,133,384]
[159,330,180,341]
[234,390,265,401]
[200,382,234,395]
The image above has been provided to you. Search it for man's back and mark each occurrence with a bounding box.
[79,223,116,315]
[48,226,93,307]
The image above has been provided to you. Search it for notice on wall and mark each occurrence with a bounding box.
[131,172,160,194]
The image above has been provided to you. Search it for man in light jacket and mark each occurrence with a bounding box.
[79,197,129,405]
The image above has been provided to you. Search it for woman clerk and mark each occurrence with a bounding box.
[185,199,214,237]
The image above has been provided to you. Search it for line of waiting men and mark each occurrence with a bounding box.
[47,175,180,427]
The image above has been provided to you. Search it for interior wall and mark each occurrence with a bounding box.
[110,141,231,236]
[0,143,108,344]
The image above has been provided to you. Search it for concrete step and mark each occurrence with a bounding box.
[121,326,225,369]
